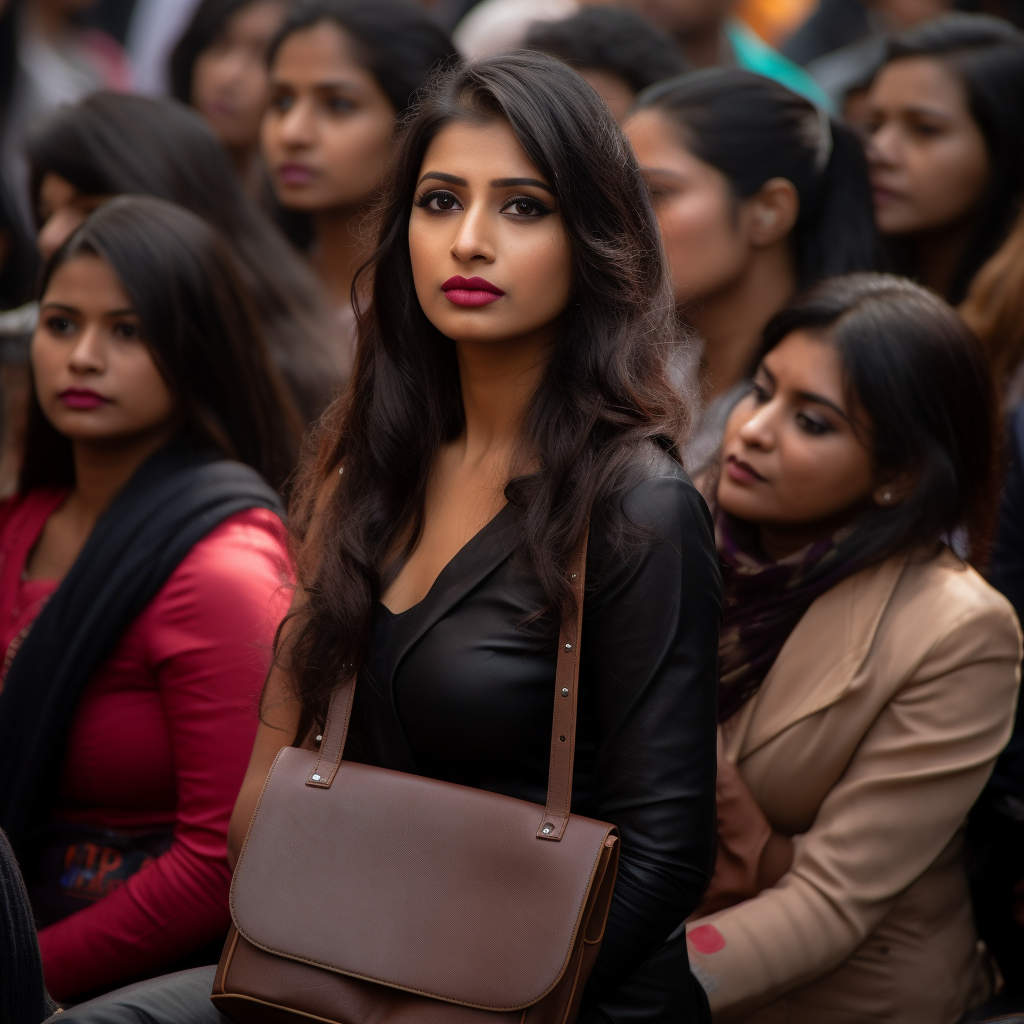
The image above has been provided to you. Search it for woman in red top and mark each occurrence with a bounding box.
[0,195,301,1001]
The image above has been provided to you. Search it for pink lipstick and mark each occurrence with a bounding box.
[724,455,766,484]
[277,162,315,187]
[441,276,505,307]
[59,388,110,410]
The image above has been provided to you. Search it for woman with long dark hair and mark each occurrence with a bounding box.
[0,196,300,1001]
[52,51,721,1024]
[867,14,1024,304]
[625,70,883,473]
[686,274,1019,1022]
[170,0,293,192]
[260,0,457,322]
[26,92,342,423]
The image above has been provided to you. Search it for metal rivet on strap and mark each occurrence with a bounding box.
[561,687,569,696]
[315,735,323,744]
[564,643,572,651]
[311,774,322,782]
[541,824,554,835]
[559,735,566,742]
[570,573,577,579]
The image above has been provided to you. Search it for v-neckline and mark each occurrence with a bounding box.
[379,502,512,617]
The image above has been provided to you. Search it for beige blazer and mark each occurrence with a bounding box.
[687,551,1022,1023]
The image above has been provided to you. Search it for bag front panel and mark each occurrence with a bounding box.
[231,750,615,1012]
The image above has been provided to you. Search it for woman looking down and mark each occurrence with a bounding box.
[688,274,1020,1022]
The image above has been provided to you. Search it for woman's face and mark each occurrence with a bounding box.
[717,331,877,557]
[261,20,396,213]
[191,0,286,153]
[625,108,755,303]
[408,119,573,350]
[867,57,990,237]
[36,173,108,260]
[32,255,177,447]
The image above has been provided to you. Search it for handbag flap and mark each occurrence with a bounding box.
[231,748,616,1012]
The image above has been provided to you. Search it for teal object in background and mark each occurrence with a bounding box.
[727,19,836,111]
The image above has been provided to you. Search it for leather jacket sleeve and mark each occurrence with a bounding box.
[580,471,721,1004]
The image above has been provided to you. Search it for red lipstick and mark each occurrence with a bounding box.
[441,276,505,307]
[59,388,110,410]
[725,455,766,484]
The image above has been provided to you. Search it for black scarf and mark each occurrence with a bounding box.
[0,444,284,865]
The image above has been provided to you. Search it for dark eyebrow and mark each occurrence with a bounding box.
[757,363,849,421]
[40,302,136,317]
[417,171,467,187]
[794,389,849,421]
[415,172,555,194]
[490,177,554,194]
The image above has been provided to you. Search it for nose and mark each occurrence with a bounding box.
[865,121,897,169]
[275,96,315,150]
[449,201,495,265]
[67,325,107,374]
[736,398,778,450]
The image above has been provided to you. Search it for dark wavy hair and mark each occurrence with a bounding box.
[25,92,341,422]
[880,14,1024,305]
[24,197,302,493]
[761,273,998,565]
[283,51,687,735]
[633,68,884,292]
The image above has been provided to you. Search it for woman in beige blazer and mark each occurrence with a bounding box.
[688,274,1022,1023]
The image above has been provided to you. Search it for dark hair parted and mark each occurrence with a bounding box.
[25,92,341,422]
[634,68,884,291]
[268,0,459,117]
[882,14,1024,305]
[762,273,998,564]
[284,51,687,735]
[24,197,302,493]
[524,6,686,95]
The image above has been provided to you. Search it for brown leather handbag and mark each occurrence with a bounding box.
[212,537,620,1024]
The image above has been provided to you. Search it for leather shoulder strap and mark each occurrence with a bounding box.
[537,533,587,840]
[307,529,590,845]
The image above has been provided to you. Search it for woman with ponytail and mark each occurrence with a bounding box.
[625,70,883,472]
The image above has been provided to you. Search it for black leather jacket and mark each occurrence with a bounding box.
[352,454,722,1023]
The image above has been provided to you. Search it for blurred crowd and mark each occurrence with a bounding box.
[1,0,1024,1022]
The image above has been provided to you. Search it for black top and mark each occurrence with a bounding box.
[349,454,721,1022]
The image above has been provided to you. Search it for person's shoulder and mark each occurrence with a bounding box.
[891,549,1021,657]
[151,507,291,614]
[618,446,714,543]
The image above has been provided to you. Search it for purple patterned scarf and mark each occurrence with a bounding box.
[716,514,862,722]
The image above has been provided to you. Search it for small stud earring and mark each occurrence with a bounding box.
[883,491,892,503]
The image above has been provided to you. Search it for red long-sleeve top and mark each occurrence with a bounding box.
[0,493,291,1000]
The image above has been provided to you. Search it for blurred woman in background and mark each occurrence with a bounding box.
[688,274,1019,1023]
[261,0,457,330]
[867,14,1024,304]
[626,69,882,473]
[0,196,299,1002]
[170,0,293,195]
[26,92,342,426]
